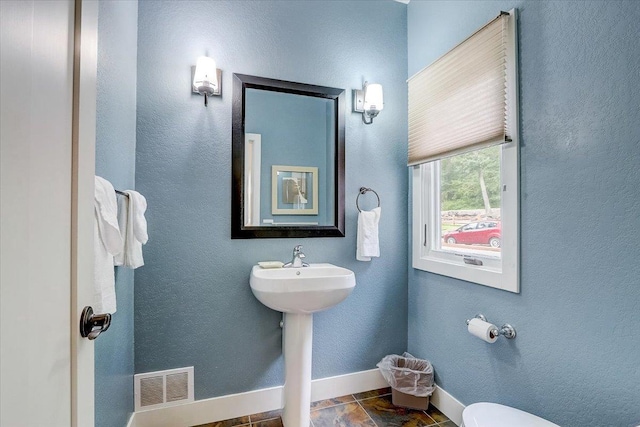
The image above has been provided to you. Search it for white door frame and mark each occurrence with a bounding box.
[71,0,99,426]
[244,133,262,226]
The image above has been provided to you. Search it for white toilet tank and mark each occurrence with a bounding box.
[462,402,560,427]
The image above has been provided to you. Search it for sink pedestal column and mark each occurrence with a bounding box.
[282,313,313,427]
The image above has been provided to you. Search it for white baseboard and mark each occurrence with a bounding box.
[310,368,388,402]
[126,412,136,427]
[431,385,465,426]
[132,369,465,427]
[133,384,282,427]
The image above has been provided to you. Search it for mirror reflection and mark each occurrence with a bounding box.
[244,89,335,227]
[232,74,345,239]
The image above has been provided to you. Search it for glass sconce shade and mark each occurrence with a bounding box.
[363,83,384,113]
[352,81,383,124]
[193,56,218,94]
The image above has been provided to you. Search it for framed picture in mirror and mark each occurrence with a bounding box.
[271,165,318,215]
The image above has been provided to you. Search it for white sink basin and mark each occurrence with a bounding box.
[250,263,356,314]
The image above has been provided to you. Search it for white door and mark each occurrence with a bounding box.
[1,1,97,426]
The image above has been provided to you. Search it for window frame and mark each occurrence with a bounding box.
[411,9,519,293]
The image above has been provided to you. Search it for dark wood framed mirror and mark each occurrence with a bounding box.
[232,73,345,238]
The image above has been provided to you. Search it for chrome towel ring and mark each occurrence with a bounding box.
[356,187,380,212]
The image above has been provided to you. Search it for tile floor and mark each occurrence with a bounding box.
[193,387,456,427]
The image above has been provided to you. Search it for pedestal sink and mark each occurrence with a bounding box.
[250,263,356,427]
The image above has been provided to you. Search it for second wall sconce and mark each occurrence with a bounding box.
[192,56,222,107]
[353,82,384,124]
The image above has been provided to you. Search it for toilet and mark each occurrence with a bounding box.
[461,402,560,427]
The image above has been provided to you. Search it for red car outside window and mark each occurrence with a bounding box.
[443,221,501,248]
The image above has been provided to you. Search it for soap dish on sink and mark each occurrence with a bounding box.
[258,261,284,269]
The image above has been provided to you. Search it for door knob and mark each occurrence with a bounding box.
[80,306,111,340]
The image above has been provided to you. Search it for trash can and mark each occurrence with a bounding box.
[377,352,435,410]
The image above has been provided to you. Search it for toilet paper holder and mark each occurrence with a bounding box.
[466,314,517,339]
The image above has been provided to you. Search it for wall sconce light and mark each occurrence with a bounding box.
[192,56,222,107]
[353,82,384,124]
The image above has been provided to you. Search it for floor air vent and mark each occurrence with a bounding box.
[134,367,194,411]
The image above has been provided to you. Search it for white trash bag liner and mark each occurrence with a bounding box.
[377,352,435,397]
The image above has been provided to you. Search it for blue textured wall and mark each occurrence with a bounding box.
[407,2,640,426]
[95,1,138,426]
[135,0,408,400]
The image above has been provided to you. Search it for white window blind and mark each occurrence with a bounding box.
[408,12,512,166]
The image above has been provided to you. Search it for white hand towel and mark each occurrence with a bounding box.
[94,176,123,314]
[114,190,148,269]
[113,195,127,267]
[356,207,381,262]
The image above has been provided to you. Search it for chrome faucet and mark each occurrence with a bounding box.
[284,245,309,268]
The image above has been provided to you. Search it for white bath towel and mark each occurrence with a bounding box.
[94,176,123,314]
[114,190,148,269]
[356,207,381,261]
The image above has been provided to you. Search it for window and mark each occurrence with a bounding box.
[410,10,519,292]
